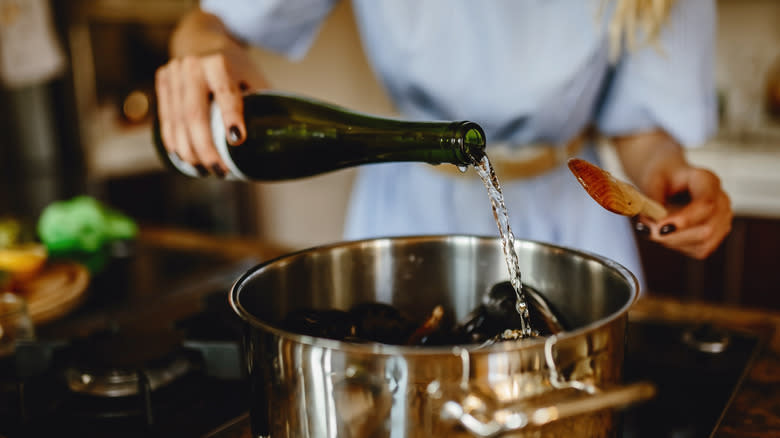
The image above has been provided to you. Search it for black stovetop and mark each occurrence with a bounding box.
[621,319,763,438]
[0,244,765,438]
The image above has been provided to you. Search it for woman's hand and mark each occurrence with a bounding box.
[614,130,733,260]
[154,9,269,176]
[639,164,732,259]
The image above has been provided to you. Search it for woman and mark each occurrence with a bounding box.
[154,0,732,287]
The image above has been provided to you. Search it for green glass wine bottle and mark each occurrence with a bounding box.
[153,92,486,181]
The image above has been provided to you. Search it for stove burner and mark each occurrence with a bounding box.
[680,323,731,354]
[64,354,193,397]
[62,328,198,397]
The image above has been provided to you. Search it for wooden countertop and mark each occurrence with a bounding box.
[140,228,780,437]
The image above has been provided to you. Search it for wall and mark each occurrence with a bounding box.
[715,0,780,135]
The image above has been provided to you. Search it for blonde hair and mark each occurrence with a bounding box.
[604,0,677,60]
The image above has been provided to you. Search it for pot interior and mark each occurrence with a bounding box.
[231,235,638,339]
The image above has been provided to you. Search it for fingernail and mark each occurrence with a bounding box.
[634,221,651,237]
[211,164,226,178]
[228,126,242,144]
[194,164,209,177]
[660,224,677,235]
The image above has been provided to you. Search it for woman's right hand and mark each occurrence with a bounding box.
[154,11,269,177]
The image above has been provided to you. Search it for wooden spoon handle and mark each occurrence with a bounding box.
[640,197,668,222]
[616,180,668,221]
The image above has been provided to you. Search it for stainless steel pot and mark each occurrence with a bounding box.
[230,236,654,438]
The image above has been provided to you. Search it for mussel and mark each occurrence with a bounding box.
[277,282,569,346]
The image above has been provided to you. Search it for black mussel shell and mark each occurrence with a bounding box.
[485,281,569,336]
[348,302,418,345]
[278,308,356,340]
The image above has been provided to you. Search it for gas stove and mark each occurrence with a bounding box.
[0,242,766,438]
[0,290,250,438]
[0,240,258,438]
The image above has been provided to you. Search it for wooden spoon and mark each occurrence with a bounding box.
[567,158,667,221]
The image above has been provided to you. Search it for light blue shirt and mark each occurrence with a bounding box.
[201,0,718,288]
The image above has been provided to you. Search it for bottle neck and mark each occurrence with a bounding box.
[448,121,486,165]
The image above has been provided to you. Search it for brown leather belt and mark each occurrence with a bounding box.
[433,129,590,180]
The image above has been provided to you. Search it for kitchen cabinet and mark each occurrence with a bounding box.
[639,215,780,310]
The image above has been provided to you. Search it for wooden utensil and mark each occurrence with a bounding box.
[567,158,667,221]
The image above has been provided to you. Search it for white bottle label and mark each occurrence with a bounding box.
[167,151,200,177]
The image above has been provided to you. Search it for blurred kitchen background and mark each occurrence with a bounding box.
[1,0,779,308]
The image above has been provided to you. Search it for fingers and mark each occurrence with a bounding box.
[633,168,733,259]
[653,190,732,259]
[168,60,200,165]
[202,55,246,146]
[156,58,204,172]
[154,65,177,157]
[154,51,254,177]
[181,56,226,175]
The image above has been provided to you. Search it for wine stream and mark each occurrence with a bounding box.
[473,155,535,338]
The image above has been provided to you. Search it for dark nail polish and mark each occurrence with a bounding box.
[211,164,226,178]
[194,164,209,177]
[660,224,677,235]
[228,126,242,144]
[634,221,651,237]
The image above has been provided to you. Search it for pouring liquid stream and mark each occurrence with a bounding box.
[472,155,536,338]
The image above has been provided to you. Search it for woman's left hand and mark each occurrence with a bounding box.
[614,130,733,260]
[638,164,732,259]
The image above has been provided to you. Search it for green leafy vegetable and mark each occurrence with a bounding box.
[37,196,138,253]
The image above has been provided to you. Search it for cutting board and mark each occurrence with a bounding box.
[16,261,90,325]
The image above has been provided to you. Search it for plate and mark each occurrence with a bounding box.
[16,261,90,325]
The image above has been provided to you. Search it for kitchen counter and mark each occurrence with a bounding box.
[86,227,780,437]
[685,135,780,219]
[629,296,780,437]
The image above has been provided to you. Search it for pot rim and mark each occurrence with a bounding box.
[229,234,639,356]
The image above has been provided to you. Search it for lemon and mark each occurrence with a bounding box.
[0,244,48,280]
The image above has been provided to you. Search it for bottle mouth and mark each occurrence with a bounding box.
[454,121,486,164]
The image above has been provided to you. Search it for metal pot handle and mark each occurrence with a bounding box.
[440,381,655,437]
[437,335,657,437]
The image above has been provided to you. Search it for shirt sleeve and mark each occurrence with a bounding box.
[200,0,339,60]
[596,0,718,148]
